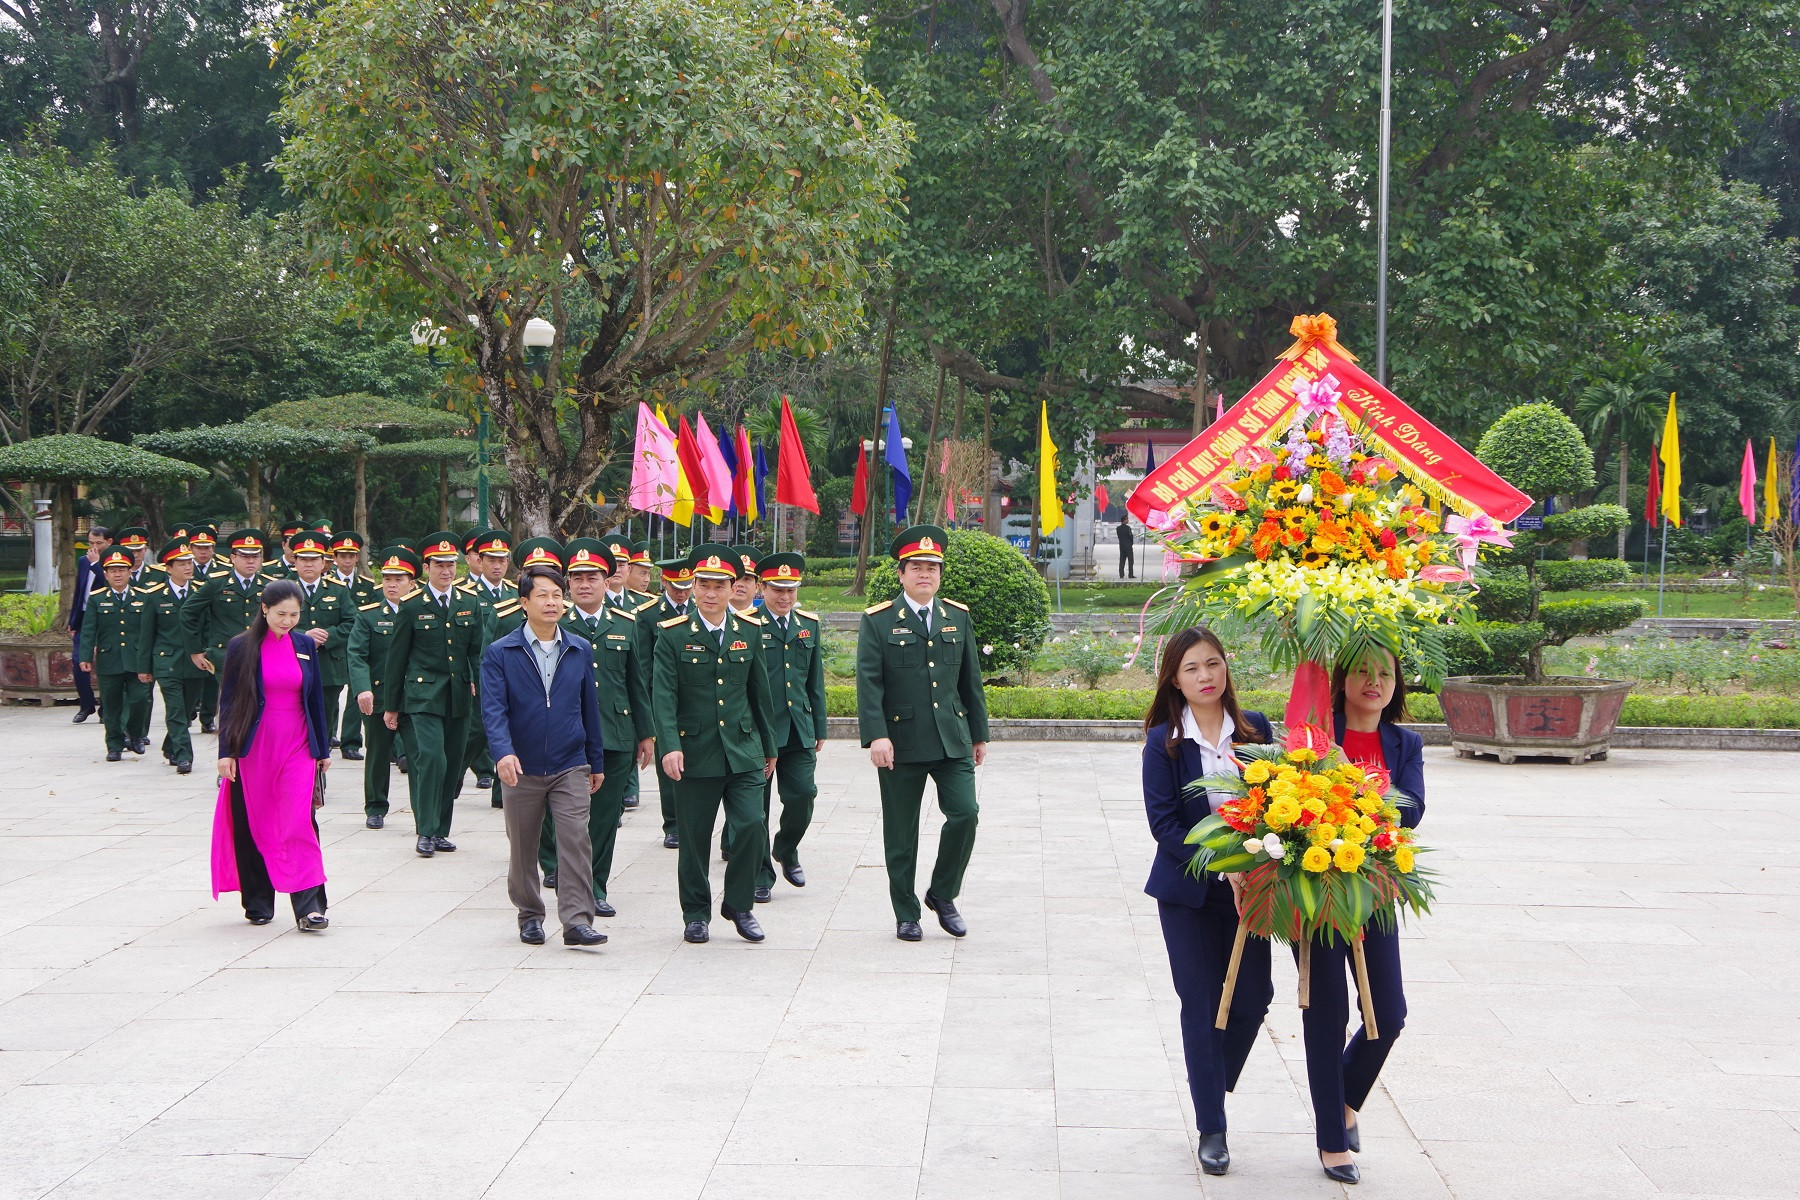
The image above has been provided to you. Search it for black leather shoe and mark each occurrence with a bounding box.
[175,760,192,775]
[246,912,273,925]
[416,836,436,856]
[897,921,923,942]
[622,794,639,809]
[129,739,146,754]
[433,838,456,852]
[664,833,680,849]
[106,750,122,762]
[1345,1120,1361,1154]
[924,890,967,937]
[396,755,408,774]
[563,923,607,946]
[201,720,216,734]
[366,814,385,829]
[297,912,329,932]
[683,921,710,943]
[1320,1153,1360,1185]
[72,709,93,724]
[542,870,557,890]
[780,860,806,887]
[1198,1131,1229,1176]
[491,797,503,809]
[753,886,773,904]
[329,737,341,749]
[477,774,496,789]
[594,900,616,918]
[721,904,765,942]
[341,747,364,761]
[520,918,545,945]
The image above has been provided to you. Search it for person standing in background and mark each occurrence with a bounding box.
[289,531,358,755]
[1118,518,1136,579]
[458,529,517,797]
[135,537,208,774]
[186,525,222,731]
[79,546,152,761]
[188,525,220,581]
[648,557,694,849]
[328,532,377,759]
[348,547,421,830]
[68,524,111,724]
[752,553,827,903]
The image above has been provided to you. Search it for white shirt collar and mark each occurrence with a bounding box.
[430,585,453,604]
[1181,706,1237,754]
[698,610,727,634]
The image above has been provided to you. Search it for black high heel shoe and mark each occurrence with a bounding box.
[1345,1119,1361,1153]
[1197,1131,1229,1176]
[1320,1151,1360,1184]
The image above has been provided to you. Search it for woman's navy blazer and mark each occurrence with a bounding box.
[1142,709,1273,908]
[1332,712,1426,829]
[218,630,331,760]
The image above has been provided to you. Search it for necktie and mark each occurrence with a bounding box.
[916,604,930,634]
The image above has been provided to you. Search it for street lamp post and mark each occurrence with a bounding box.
[513,318,558,532]
[1375,0,1394,386]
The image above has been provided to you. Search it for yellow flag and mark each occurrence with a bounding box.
[1659,393,1681,527]
[671,436,695,528]
[1038,401,1063,536]
[1766,437,1781,529]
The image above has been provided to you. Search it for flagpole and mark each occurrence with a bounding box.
[1657,520,1668,618]
[1375,0,1394,385]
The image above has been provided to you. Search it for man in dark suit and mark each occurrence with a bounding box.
[1118,518,1136,578]
[68,524,112,722]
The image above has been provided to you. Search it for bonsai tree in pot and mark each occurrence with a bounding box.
[1438,403,1644,763]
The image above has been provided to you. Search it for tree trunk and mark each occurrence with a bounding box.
[951,377,967,441]
[246,459,262,532]
[916,365,946,524]
[1192,334,1210,434]
[354,453,368,545]
[851,293,900,596]
[55,482,77,625]
[981,392,998,533]
[1616,433,1629,560]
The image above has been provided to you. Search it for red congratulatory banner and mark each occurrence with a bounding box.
[1128,314,1531,525]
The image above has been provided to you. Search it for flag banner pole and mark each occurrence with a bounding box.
[1658,520,1668,617]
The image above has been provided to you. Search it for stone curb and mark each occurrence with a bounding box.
[823,716,1799,750]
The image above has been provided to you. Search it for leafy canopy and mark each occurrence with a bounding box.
[0,433,209,482]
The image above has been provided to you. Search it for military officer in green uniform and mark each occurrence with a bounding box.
[471,538,540,809]
[648,557,694,847]
[654,544,778,943]
[112,526,153,587]
[184,524,222,730]
[134,537,208,773]
[729,544,763,614]
[546,538,654,913]
[182,527,272,696]
[349,546,422,828]
[856,525,990,942]
[79,546,153,761]
[458,528,517,794]
[751,552,827,902]
[600,534,657,812]
[382,532,485,857]
[326,531,377,758]
[625,540,657,601]
[288,529,359,755]
[262,521,305,579]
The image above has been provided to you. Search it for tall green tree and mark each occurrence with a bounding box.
[275,0,909,536]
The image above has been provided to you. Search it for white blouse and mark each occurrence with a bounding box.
[1181,707,1240,814]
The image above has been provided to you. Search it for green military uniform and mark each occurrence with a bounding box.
[856,526,991,928]
[327,531,378,755]
[288,530,359,754]
[110,528,156,744]
[647,559,694,843]
[349,546,422,824]
[600,534,657,812]
[753,553,828,893]
[184,526,222,727]
[381,532,485,852]
[543,539,653,906]
[458,529,519,799]
[180,529,274,678]
[653,545,778,932]
[134,538,209,770]
[79,549,153,756]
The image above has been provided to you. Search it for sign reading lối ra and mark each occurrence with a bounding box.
[1127,315,1532,525]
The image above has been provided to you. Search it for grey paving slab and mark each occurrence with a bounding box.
[1,700,1796,1197]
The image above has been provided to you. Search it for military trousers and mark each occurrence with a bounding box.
[538,749,633,901]
[338,691,364,752]
[756,734,818,890]
[154,675,204,765]
[322,686,343,747]
[655,761,679,837]
[877,755,979,923]
[403,710,467,838]
[361,712,409,817]
[96,672,152,754]
[674,771,769,924]
[459,683,494,794]
[195,673,219,725]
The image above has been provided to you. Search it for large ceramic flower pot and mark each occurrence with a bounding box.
[1438,675,1633,764]
[0,631,79,705]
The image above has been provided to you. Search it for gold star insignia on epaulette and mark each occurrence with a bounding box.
[658,614,687,628]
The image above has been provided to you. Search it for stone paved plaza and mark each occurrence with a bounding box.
[1,700,1796,1199]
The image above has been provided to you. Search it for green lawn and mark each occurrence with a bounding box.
[1561,587,1798,620]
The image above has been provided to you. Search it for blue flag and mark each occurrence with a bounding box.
[753,441,769,516]
[716,424,739,517]
[885,406,912,523]
[1144,439,1157,472]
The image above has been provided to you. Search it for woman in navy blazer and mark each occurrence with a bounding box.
[1142,626,1274,1177]
[210,581,332,931]
[1301,647,1426,1185]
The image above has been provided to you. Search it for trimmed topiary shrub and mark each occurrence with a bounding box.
[1440,621,1546,677]
[867,528,1051,672]
[1472,404,1643,681]
[1537,558,1631,592]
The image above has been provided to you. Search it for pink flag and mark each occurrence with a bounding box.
[628,403,679,516]
[1215,392,1224,422]
[694,413,734,518]
[1739,438,1758,523]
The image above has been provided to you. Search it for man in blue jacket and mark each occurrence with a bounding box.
[481,559,608,949]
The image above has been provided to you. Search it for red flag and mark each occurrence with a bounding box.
[1094,484,1110,514]
[675,414,711,511]
[774,395,820,513]
[1645,442,1661,527]
[850,442,869,516]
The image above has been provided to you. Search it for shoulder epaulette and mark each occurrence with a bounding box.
[864,600,892,614]
[455,580,478,593]
[611,607,637,622]
[359,600,383,610]
[148,562,168,573]
[493,599,522,615]
[402,586,423,602]
[140,581,167,593]
[795,608,819,620]
[633,597,661,613]
[941,598,970,611]
[659,614,688,629]
[736,612,764,626]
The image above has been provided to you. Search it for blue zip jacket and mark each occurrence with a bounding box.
[480,624,605,777]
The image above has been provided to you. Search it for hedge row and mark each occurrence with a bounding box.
[822,685,1800,728]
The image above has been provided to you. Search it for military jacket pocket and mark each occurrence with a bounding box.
[887,630,921,667]
[887,703,915,749]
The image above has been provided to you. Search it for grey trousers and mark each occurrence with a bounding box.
[503,765,595,932]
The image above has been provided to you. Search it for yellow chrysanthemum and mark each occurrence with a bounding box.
[1309,822,1338,846]
[1334,843,1366,872]
[1242,760,1272,784]
[1394,846,1415,874]
[1301,846,1332,873]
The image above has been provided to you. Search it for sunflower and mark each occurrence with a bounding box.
[1198,512,1236,538]
[1299,547,1330,568]
[1267,479,1301,504]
